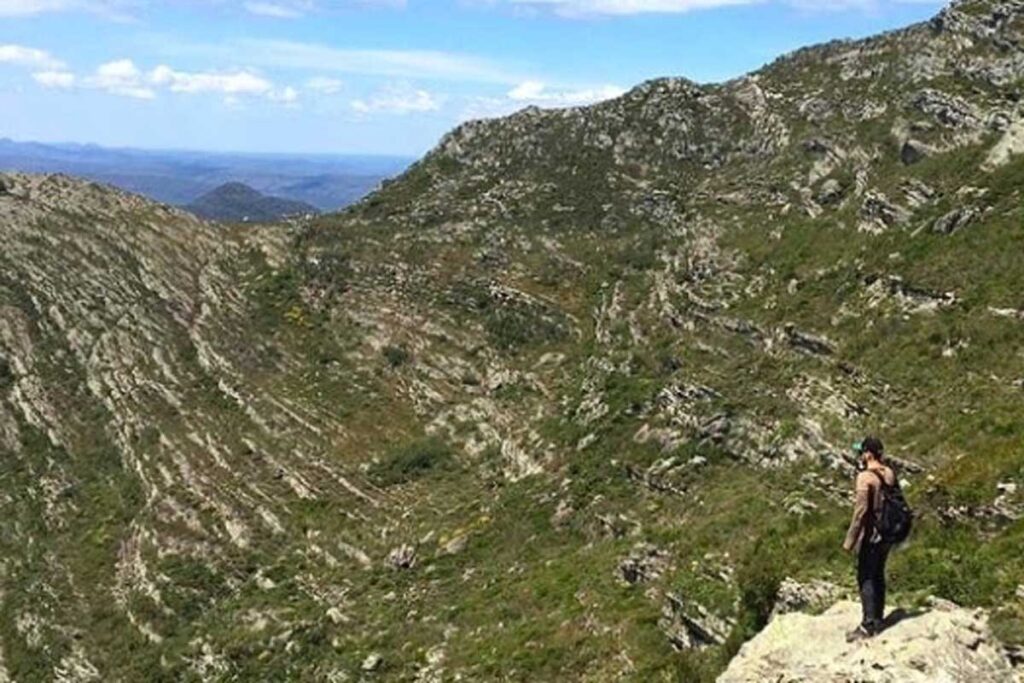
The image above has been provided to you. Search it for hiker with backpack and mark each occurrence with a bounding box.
[842,436,913,642]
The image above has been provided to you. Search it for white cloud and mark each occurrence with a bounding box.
[0,0,137,19]
[461,80,625,121]
[32,70,75,87]
[507,80,624,106]
[223,39,523,84]
[33,56,299,103]
[88,59,155,99]
[0,44,65,69]
[269,85,299,104]
[0,0,73,16]
[306,76,344,94]
[244,1,305,17]
[0,0,409,18]
[149,64,273,95]
[351,83,443,115]
[505,0,757,15]
[494,0,939,16]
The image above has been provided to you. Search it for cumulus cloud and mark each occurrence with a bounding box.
[351,82,443,114]
[0,0,405,19]
[507,80,624,106]
[0,0,74,15]
[32,69,75,88]
[0,44,65,69]
[223,39,522,84]
[306,76,344,94]
[0,0,138,19]
[268,85,299,104]
[493,0,935,16]
[39,57,297,103]
[504,0,756,16]
[149,64,273,95]
[88,59,155,99]
[244,1,305,17]
[461,80,625,121]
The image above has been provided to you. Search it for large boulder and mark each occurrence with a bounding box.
[718,600,1021,683]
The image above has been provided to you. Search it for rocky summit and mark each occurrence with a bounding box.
[2,0,1024,680]
[718,599,1023,683]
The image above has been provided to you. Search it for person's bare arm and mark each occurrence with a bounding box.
[843,473,871,552]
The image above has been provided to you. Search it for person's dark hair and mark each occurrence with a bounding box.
[861,436,884,459]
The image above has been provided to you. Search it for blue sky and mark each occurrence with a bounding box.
[0,0,946,156]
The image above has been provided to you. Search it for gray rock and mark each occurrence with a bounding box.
[387,544,417,570]
[901,139,935,165]
[901,178,937,208]
[719,600,1020,682]
[440,534,468,556]
[861,191,911,230]
[933,206,979,234]
[784,324,835,356]
[816,178,844,205]
[618,543,670,585]
[700,414,732,443]
[912,89,981,130]
[769,577,845,620]
[661,592,734,651]
[362,653,383,672]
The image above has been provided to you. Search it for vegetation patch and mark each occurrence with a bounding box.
[369,437,457,487]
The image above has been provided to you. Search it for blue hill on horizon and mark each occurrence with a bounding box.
[0,138,413,211]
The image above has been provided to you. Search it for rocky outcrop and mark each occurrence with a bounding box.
[661,592,735,651]
[718,600,1022,683]
[933,206,980,234]
[769,577,845,620]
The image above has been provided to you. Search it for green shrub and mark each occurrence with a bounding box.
[383,344,411,368]
[0,356,12,389]
[370,437,455,486]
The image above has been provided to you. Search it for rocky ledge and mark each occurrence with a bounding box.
[718,599,1022,683]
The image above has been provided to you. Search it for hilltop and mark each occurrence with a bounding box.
[0,0,1023,680]
[184,182,318,222]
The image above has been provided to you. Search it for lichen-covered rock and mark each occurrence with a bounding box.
[769,577,846,620]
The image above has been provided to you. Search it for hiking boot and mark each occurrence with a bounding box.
[845,625,874,643]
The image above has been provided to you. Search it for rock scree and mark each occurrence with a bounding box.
[718,600,1022,683]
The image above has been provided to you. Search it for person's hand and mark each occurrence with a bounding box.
[842,540,853,553]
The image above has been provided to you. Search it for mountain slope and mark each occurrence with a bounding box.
[1,1,1024,681]
[185,182,318,222]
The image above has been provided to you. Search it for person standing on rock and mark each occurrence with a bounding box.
[843,436,896,641]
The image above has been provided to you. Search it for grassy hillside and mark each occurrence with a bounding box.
[0,1,1023,680]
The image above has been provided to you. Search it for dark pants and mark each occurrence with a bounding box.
[857,541,891,632]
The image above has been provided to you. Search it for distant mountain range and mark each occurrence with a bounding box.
[0,138,412,211]
[185,182,318,222]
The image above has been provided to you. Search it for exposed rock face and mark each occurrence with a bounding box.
[769,577,846,620]
[933,206,980,234]
[718,600,1022,683]
[661,592,735,651]
[618,543,670,585]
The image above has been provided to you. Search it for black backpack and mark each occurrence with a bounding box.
[871,470,913,544]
